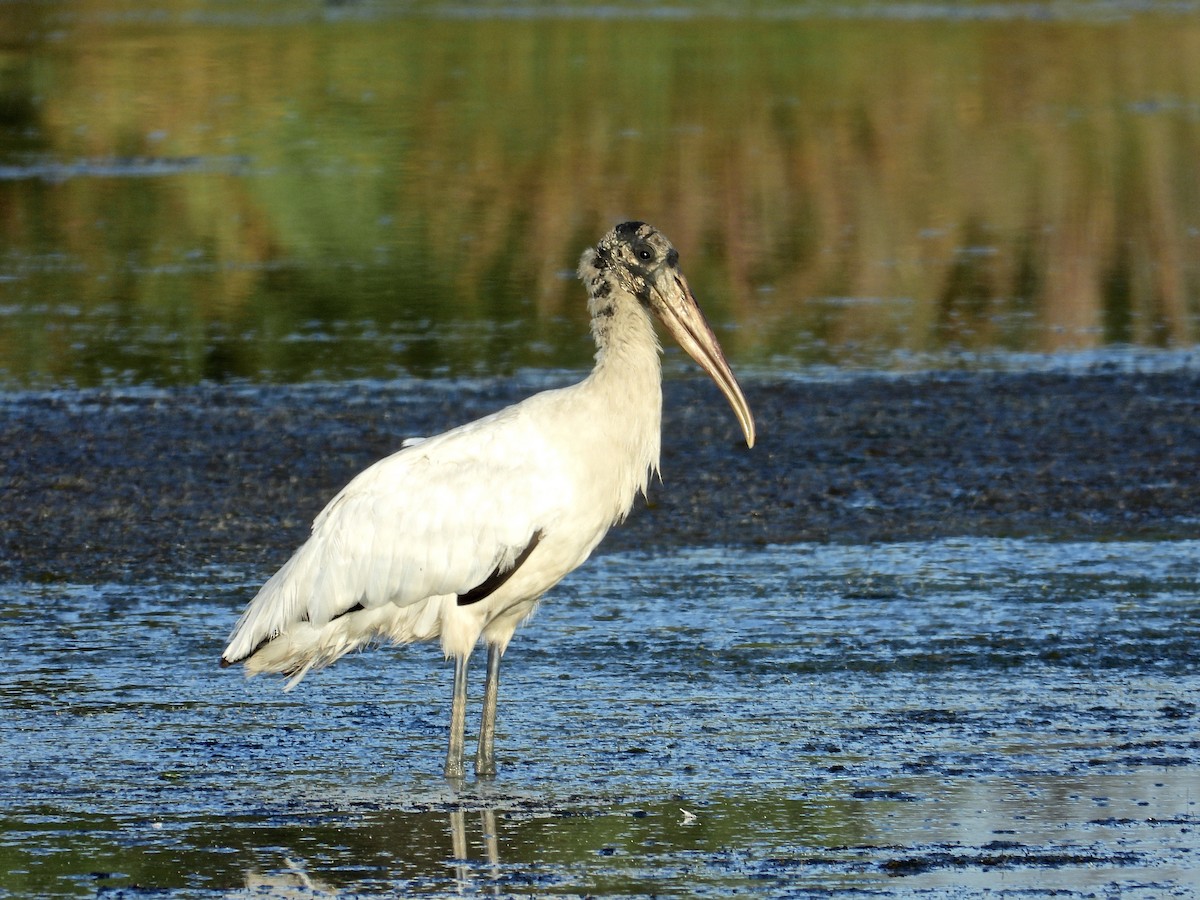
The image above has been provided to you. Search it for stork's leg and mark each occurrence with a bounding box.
[475,643,501,776]
[445,653,469,781]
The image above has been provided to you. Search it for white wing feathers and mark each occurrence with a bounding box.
[221,402,572,669]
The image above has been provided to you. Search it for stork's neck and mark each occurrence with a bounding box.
[579,283,664,502]
[589,291,662,381]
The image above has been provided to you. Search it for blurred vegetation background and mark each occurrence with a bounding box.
[0,0,1198,385]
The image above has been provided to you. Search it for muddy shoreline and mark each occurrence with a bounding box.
[3,368,1199,898]
[2,367,1198,583]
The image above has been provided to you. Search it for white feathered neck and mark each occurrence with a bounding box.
[575,246,664,515]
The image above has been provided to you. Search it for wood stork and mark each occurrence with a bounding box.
[220,221,756,779]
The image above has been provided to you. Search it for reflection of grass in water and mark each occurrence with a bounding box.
[1,10,1198,383]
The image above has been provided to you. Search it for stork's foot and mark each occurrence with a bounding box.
[474,752,496,778]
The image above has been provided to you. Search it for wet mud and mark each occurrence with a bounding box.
[2,367,1198,897]
[2,366,1199,582]
[3,537,1197,897]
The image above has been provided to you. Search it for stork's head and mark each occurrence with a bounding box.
[579,221,756,449]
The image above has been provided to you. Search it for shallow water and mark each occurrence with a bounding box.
[2,538,1197,896]
[3,1,1200,386]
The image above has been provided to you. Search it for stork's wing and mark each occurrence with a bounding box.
[221,408,571,665]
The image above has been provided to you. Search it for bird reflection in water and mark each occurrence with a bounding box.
[239,857,336,896]
[233,808,505,897]
[449,807,501,894]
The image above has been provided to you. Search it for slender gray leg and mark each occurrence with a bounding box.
[445,653,469,781]
[475,644,501,776]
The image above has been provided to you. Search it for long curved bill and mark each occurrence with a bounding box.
[649,269,756,448]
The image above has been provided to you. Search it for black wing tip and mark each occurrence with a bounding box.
[457,529,544,607]
[330,602,365,622]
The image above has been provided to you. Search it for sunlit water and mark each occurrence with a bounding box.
[3,0,1200,386]
[2,539,1196,897]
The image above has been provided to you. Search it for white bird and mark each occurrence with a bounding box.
[220,221,756,779]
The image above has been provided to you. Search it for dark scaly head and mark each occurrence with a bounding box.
[578,222,756,448]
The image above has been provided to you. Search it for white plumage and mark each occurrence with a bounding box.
[221,221,755,779]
